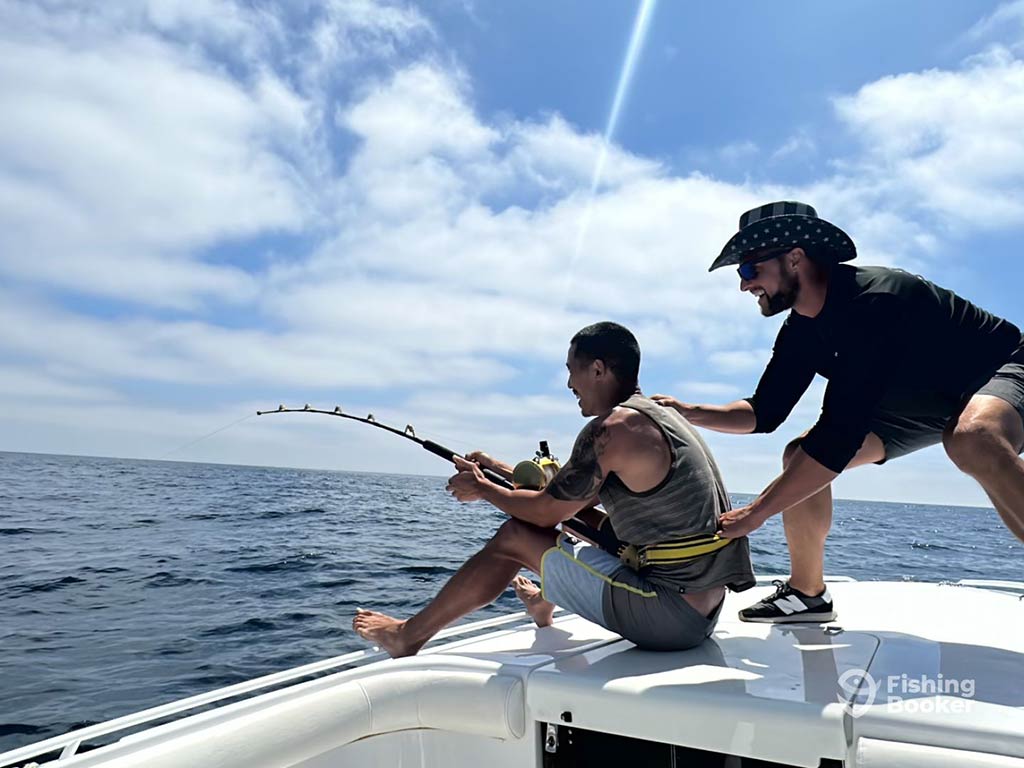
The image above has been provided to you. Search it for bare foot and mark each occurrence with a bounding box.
[352,609,422,658]
[512,575,555,627]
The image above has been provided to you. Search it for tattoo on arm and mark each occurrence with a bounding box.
[547,420,611,501]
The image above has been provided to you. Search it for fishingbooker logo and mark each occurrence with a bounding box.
[837,669,976,717]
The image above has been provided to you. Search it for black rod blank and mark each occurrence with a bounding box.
[256,405,619,551]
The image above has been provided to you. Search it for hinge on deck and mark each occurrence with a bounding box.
[544,723,559,754]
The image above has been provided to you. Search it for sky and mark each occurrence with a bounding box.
[2,0,1024,506]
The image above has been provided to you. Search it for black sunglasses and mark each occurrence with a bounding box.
[736,247,793,281]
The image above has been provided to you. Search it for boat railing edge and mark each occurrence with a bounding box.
[949,578,1024,596]
[753,574,857,584]
[0,609,540,768]
[13,576,1021,766]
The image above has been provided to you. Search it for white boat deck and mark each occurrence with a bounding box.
[418,579,1024,766]
[4,578,1023,768]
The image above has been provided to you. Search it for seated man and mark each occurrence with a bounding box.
[353,322,755,655]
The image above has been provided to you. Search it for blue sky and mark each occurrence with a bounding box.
[2,0,1024,506]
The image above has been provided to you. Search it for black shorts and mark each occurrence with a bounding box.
[871,357,1024,463]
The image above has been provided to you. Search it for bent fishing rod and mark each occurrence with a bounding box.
[256,404,515,488]
[256,404,619,551]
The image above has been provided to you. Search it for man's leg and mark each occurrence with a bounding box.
[943,395,1024,542]
[740,433,888,622]
[782,432,886,595]
[352,519,559,657]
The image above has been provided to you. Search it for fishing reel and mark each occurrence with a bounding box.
[512,441,561,491]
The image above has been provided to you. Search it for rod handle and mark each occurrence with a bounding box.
[422,439,456,461]
[422,440,514,489]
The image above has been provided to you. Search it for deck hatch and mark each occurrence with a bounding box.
[538,723,844,768]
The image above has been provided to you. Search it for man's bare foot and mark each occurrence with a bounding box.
[512,575,555,627]
[352,609,422,658]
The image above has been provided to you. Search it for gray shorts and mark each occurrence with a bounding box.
[540,533,721,652]
[871,360,1024,462]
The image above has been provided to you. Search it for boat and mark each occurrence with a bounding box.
[3,576,1023,768]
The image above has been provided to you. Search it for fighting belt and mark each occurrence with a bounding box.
[619,533,730,570]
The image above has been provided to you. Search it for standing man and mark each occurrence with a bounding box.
[654,201,1024,623]
[354,322,754,656]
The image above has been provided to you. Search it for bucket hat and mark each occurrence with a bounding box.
[709,201,856,271]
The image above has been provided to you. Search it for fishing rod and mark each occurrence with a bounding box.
[256,404,620,551]
[256,404,515,489]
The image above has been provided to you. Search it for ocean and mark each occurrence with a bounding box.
[1,450,1020,753]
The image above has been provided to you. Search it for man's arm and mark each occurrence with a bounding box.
[649,397,757,434]
[653,320,817,435]
[720,297,909,537]
[448,417,615,528]
[545,416,613,502]
[718,447,838,537]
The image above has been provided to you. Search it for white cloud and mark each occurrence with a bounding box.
[0,292,513,390]
[0,366,119,402]
[708,349,773,375]
[341,64,497,165]
[965,0,1024,48]
[675,380,745,401]
[718,140,759,164]
[833,47,1024,228]
[307,0,434,72]
[791,179,939,270]
[0,21,309,306]
[770,131,816,163]
[511,115,662,190]
[0,0,436,310]
[0,0,1017,509]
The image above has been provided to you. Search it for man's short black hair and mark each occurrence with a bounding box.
[570,322,640,392]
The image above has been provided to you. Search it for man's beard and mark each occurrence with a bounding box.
[761,272,799,316]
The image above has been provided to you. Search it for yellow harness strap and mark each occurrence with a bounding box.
[619,533,730,570]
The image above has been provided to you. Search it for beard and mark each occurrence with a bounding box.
[760,271,800,316]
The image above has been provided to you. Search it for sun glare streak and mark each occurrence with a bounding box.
[591,0,657,199]
[566,0,658,298]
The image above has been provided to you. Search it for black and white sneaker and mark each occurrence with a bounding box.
[739,580,837,623]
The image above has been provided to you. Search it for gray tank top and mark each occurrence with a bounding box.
[598,394,755,593]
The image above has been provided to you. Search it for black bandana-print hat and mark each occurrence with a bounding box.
[708,201,857,271]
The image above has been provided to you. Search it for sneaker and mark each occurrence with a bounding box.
[739,580,837,623]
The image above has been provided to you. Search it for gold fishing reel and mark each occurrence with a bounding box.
[512,441,561,490]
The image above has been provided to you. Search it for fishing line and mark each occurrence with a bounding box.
[256,405,514,488]
[157,413,256,461]
[257,404,622,552]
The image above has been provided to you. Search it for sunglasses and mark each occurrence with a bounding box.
[736,247,793,281]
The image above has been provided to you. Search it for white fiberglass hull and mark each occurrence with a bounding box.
[4,578,1023,768]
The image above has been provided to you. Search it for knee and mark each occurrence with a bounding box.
[943,422,1013,476]
[782,437,804,469]
[487,518,531,556]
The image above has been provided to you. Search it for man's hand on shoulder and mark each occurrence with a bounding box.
[651,393,695,417]
[652,395,758,434]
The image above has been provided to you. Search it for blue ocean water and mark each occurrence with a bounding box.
[0,450,1020,753]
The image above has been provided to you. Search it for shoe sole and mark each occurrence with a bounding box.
[739,611,837,624]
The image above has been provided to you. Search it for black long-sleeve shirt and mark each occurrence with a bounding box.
[746,265,1022,472]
